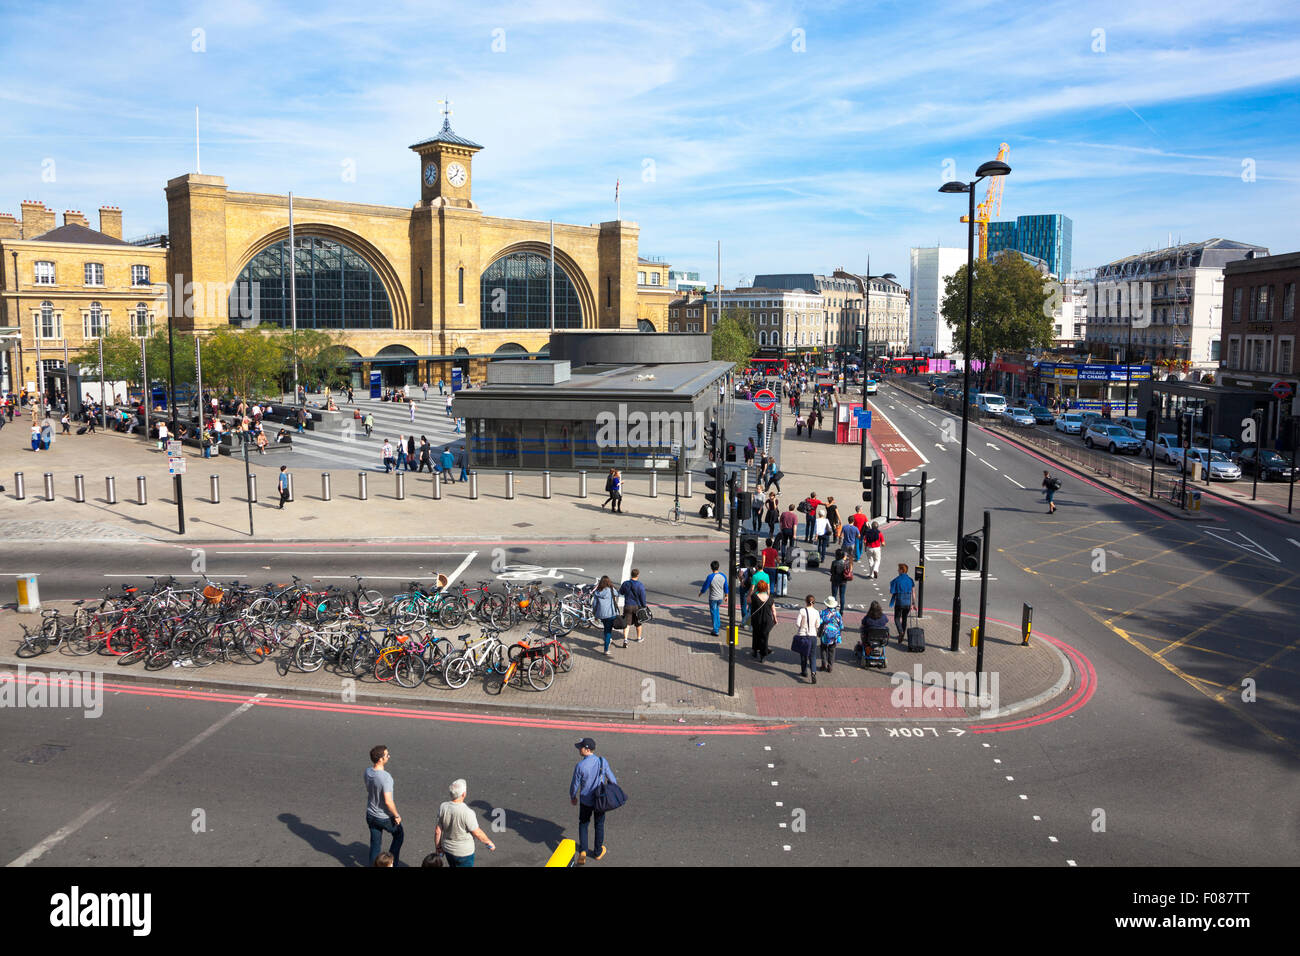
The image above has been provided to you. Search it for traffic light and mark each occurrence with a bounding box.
[736,490,753,520]
[1200,404,1214,442]
[896,488,914,519]
[1145,408,1158,442]
[704,422,718,461]
[960,532,982,572]
[740,533,760,568]
[1177,413,1192,449]
[725,441,737,463]
[705,464,724,515]
[869,460,883,518]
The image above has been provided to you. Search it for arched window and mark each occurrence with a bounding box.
[231,236,392,329]
[39,300,59,339]
[480,252,582,329]
[85,301,105,339]
[758,330,767,347]
[134,303,151,337]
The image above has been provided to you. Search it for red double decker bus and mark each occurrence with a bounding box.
[747,357,789,376]
[878,355,928,375]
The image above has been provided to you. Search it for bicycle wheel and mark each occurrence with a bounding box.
[349,641,379,679]
[554,642,573,674]
[314,595,345,623]
[527,656,555,691]
[667,505,684,525]
[16,628,49,658]
[489,642,509,674]
[393,599,423,630]
[437,599,466,629]
[245,597,279,624]
[144,646,174,671]
[295,635,326,672]
[421,637,451,675]
[486,661,511,695]
[191,633,220,667]
[394,652,426,688]
[443,654,473,689]
[117,640,148,666]
[237,622,273,664]
[374,646,400,683]
[356,589,385,618]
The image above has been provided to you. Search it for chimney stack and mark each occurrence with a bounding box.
[63,209,90,228]
[0,213,19,240]
[98,205,123,239]
[20,200,55,238]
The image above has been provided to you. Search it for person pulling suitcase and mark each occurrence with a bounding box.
[888,562,914,646]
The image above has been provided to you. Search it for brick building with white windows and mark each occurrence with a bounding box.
[1218,250,1299,434]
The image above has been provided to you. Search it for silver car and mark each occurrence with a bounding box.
[1084,423,1143,454]
[1001,407,1036,427]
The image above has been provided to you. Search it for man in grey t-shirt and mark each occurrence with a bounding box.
[365,745,404,866]
[434,779,495,867]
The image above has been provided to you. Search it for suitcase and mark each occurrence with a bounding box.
[907,627,925,652]
[76,426,88,435]
[804,552,821,569]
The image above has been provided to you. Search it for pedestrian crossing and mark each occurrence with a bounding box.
[255,394,465,472]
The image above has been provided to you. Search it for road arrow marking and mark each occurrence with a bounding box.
[1198,527,1280,563]
[935,444,947,451]
[947,728,966,736]
[986,442,1001,451]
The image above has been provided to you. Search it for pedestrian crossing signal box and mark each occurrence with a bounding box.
[896,488,913,519]
[725,442,737,462]
[960,533,981,572]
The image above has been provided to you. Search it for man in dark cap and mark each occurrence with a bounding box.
[569,738,619,865]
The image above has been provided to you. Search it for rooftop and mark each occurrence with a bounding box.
[28,223,129,246]
[409,118,484,151]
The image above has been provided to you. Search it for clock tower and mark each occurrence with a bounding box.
[410,99,483,207]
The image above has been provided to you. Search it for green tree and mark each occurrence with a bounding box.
[144,328,196,389]
[711,307,756,366]
[282,328,348,388]
[941,251,1054,386]
[71,330,145,389]
[201,328,285,398]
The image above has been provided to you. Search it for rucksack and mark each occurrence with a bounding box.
[797,500,809,514]
[1049,477,1062,491]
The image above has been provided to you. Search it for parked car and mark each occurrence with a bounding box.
[1202,435,1244,459]
[1115,416,1147,439]
[1085,423,1144,454]
[1028,405,1056,425]
[1235,447,1297,481]
[1001,407,1037,427]
[1055,412,1086,435]
[975,393,1008,415]
[864,379,878,395]
[928,376,945,390]
[1079,412,1105,431]
[1146,433,1181,463]
[1183,448,1241,481]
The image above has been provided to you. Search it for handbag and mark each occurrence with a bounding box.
[591,758,627,813]
[633,606,652,625]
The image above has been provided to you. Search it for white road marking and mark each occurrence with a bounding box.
[1289,539,1300,549]
[1197,527,1280,563]
[213,550,469,556]
[982,460,998,470]
[445,550,479,586]
[8,693,267,867]
[986,442,1001,451]
[935,444,947,451]
[620,541,635,584]
[928,498,945,506]
[102,573,247,578]
[867,400,930,466]
[1005,475,1026,488]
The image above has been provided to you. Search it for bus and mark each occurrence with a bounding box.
[747,357,789,377]
[878,355,928,376]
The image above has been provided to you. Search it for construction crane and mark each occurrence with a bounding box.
[960,142,1010,259]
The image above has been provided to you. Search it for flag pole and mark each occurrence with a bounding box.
[549,219,555,332]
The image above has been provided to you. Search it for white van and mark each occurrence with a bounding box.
[975,393,1007,415]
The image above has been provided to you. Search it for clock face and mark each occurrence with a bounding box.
[446,162,467,188]
[423,162,438,187]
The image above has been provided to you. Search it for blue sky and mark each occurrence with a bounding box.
[2,0,1298,285]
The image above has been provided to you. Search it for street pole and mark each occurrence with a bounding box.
[1125,319,1133,417]
[917,469,927,618]
[289,192,300,409]
[9,249,17,402]
[975,509,991,683]
[141,335,149,437]
[98,330,107,432]
[243,429,254,537]
[951,181,976,652]
[859,258,870,503]
[1289,419,1297,515]
[195,335,204,431]
[1252,410,1261,502]
[167,315,178,437]
[174,472,186,535]
[727,476,738,697]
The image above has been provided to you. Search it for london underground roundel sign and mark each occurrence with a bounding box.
[753,389,778,411]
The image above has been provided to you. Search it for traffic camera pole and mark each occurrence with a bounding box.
[727,475,738,697]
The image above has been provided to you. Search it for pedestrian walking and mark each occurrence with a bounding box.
[826,496,841,541]
[570,738,618,865]
[774,540,792,596]
[744,437,755,467]
[395,435,408,471]
[737,564,752,626]
[779,503,799,553]
[792,594,820,683]
[763,492,780,539]
[381,439,395,473]
[611,469,624,514]
[699,560,727,637]
[863,520,884,578]
[421,382,429,402]
[453,416,462,435]
[814,508,831,562]
[889,563,914,644]
[801,492,821,542]
[445,394,454,418]
[363,412,374,437]
[364,745,404,867]
[409,401,417,423]
[418,438,433,473]
[406,434,416,465]
[60,412,70,434]
[819,596,843,673]
[1042,470,1060,514]
[617,569,647,646]
[829,549,851,610]
[592,575,620,654]
[750,579,776,661]
[457,447,469,482]
[278,465,290,509]
[841,517,860,566]
[434,779,496,867]
[437,378,445,396]
[440,446,457,481]
[849,506,868,560]
[601,468,616,510]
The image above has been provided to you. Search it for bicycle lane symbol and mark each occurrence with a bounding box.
[494,564,589,582]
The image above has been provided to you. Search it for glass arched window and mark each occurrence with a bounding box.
[134,303,151,338]
[39,300,59,339]
[85,301,105,339]
[480,252,581,329]
[758,330,767,347]
[231,236,392,329]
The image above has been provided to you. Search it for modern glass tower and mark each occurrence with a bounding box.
[987,214,1073,278]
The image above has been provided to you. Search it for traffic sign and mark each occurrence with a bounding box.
[1271,381,1294,401]
[753,389,777,411]
[168,457,186,475]
[855,409,872,429]
[166,440,182,457]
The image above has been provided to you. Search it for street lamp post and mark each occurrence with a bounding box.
[858,263,897,497]
[939,155,1012,652]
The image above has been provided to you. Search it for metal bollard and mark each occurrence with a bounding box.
[209,474,220,504]
[684,471,693,498]
[578,469,588,498]
[358,472,368,500]
[247,473,257,503]
[136,475,147,505]
[505,471,514,499]
[287,472,295,502]
[543,470,551,499]
[395,472,405,500]
[322,472,331,501]
[470,471,479,500]
[105,475,116,504]
[649,470,658,498]
[74,474,85,502]
[432,472,442,500]
[44,472,54,501]
[14,471,24,500]
[1021,602,1033,647]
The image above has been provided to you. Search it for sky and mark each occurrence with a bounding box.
[2,0,1298,287]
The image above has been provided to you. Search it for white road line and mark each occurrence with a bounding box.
[102,573,247,578]
[1289,539,1300,549]
[620,541,635,584]
[928,498,946,506]
[214,551,469,556]
[1005,475,1026,488]
[982,460,998,471]
[445,551,479,587]
[314,575,437,581]
[8,693,267,867]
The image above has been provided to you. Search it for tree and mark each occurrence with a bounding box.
[70,330,145,388]
[711,307,756,366]
[940,251,1054,386]
[200,328,285,398]
[283,328,348,388]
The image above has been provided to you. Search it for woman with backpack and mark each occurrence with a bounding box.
[792,594,821,683]
[818,596,843,673]
[591,576,621,655]
[1042,470,1060,514]
[749,580,777,662]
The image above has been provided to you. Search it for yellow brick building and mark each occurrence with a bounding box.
[166,117,643,386]
[635,256,674,332]
[0,204,169,399]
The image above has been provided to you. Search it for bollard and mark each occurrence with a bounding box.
[43,472,54,501]
[74,474,85,502]
[470,470,479,500]
[684,471,693,498]
[649,470,658,498]
[16,573,41,613]
[1021,602,1033,647]
[740,469,748,493]
[395,471,405,500]
[358,472,368,500]
[247,473,257,503]
[136,475,147,505]
[578,469,588,498]
[209,474,220,504]
[432,471,442,500]
[505,471,515,499]
[14,471,24,500]
[105,475,116,504]
[543,470,551,499]
[287,472,295,502]
[970,625,980,648]
[322,472,331,501]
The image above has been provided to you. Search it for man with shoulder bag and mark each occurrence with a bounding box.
[617,568,649,647]
[570,738,624,865]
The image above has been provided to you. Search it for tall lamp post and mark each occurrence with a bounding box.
[938,154,1012,652]
[858,263,897,498]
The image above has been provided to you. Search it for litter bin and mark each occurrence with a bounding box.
[1184,489,1202,512]
[16,573,40,613]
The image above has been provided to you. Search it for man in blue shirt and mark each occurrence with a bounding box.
[570,738,618,865]
[618,569,648,647]
[440,446,457,482]
[699,560,728,637]
[889,562,915,644]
